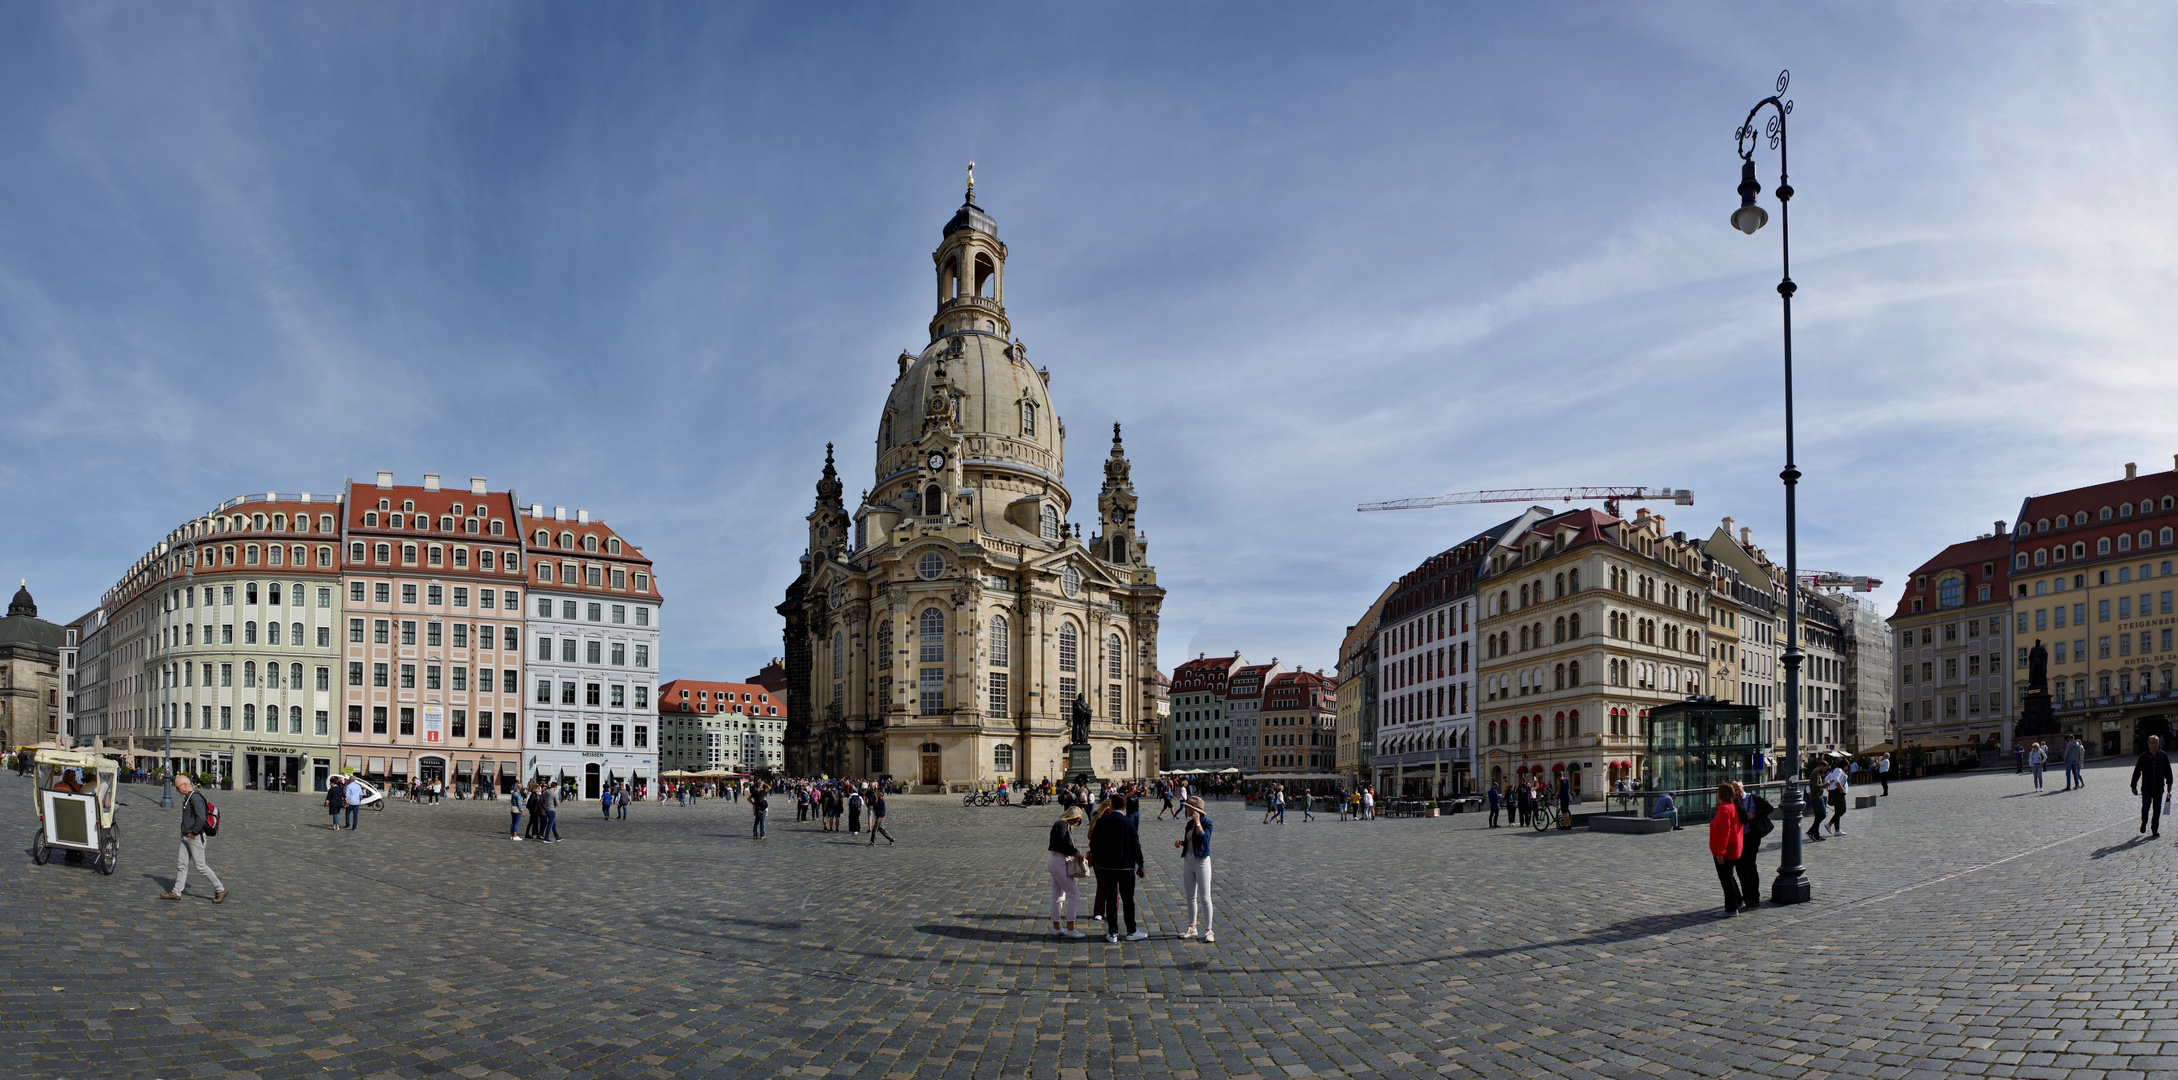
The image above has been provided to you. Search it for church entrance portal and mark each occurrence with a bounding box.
[920,743,942,787]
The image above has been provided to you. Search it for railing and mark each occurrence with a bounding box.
[938,295,1004,315]
[1599,780,1799,825]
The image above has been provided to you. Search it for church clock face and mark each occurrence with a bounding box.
[927,451,946,471]
[1110,506,1129,524]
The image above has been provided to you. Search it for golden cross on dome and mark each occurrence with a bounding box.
[966,161,975,191]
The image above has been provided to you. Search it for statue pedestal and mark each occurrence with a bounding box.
[1065,743,1098,785]
[2017,690,2058,739]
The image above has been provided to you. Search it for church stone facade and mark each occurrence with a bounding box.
[779,182,1164,789]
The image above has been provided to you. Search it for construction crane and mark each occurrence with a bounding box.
[1358,486,1695,519]
[1799,570,1882,593]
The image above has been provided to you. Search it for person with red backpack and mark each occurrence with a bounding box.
[163,775,226,903]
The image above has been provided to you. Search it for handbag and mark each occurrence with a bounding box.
[1064,854,1088,879]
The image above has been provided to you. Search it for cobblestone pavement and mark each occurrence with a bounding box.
[3,763,2169,1079]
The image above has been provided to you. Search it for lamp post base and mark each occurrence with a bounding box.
[1770,868,1811,905]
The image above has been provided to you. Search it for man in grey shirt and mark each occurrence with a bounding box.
[162,775,226,903]
[2065,737,2086,791]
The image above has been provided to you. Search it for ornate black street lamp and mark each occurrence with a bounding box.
[1734,70,1811,905]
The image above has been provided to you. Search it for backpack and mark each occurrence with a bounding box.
[200,793,221,837]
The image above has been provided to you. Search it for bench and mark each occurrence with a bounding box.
[1854,794,1877,810]
[1589,814,1673,835]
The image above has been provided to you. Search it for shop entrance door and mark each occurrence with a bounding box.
[312,760,330,793]
[584,762,601,799]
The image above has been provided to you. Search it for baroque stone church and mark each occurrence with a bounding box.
[778,177,1164,789]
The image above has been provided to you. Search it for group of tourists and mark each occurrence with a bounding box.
[1484,775,1570,829]
[2021,737,2087,791]
[1047,786,1215,944]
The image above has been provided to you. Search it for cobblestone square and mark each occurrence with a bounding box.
[5,763,2170,1079]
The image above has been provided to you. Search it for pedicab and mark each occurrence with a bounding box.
[29,750,120,875]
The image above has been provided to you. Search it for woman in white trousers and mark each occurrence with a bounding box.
[1046,806,1086,938]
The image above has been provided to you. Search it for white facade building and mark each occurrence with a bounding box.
[521,506,662,797]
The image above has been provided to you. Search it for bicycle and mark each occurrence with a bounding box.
[963,789,995,807]
[1531,800,1561,832]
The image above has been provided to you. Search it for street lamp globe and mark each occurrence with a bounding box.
[1732,202,1769,235]
[1732,159,1768,234]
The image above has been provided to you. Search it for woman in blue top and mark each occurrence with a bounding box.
[1175,796,1215,943]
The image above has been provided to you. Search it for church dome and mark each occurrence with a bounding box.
[944,196,998,240]
[877,334,1059,480]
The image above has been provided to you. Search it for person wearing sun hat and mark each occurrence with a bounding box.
[1175,795,1215,943]
[1047,805,1087,938]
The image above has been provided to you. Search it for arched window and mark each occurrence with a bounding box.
[242,703,256,731]
[1553,663,1565,690]
[290,662,303,688]
[1110,535,1128,562]
[1553,616,1566,643]
[1568,613,1581,638]
[832,630,845,681]
[1568,569,1580,592]
[1059,624,1078,672]
[1040,504,1060,541]
[1938,577,1963,608]
[1519,584,1530,608]
[1567,661,1580,686]
[919,608,945,662]
[2099,538,2112,555]
[1112,745,1128,771]
[1021,401,1037,436]
[994,743,1014,771]
[2164,528,2173,546]
[401,543,417,564]
[2143,531,2154,550]
[1518,626,1530,651]
[243,661,257,687]
[583,535,598,552]
[2120,534,2133,551]
[1553,573,1564,598]
[924,485,944,517]
[988,615,1009,667]
[1108,634,1123,678]
[2073,542,2086,559]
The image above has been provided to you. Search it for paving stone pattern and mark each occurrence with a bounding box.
[2,764,2167,1079]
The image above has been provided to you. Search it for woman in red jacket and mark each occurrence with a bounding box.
[1708,781,1744,916]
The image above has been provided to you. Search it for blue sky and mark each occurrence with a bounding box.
[5,3,2177,678]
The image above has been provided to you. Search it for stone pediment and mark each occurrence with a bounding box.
[1024,547,1128,592]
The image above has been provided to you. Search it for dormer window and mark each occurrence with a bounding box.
[1021,401,1037,436]
[1039,504,1060,541]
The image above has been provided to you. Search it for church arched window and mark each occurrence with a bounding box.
[1059,623,1078,673]
[989,615,1009,667]
[1111,745,1128,771]
[1021,402,1037,437]
[1108,634,1123,678]
[923,485,943,517]
[1039,504,1059,541]
[832,630,845,681]
[974,253,996,298]
[1110,535,1128,562]
[919,608,945,663]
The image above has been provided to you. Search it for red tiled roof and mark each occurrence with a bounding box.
[658,678,786,717]
[1890,536,2011,620]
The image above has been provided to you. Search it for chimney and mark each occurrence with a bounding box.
[470,477,487,495]
[577,509,590,525]
[1740,526,1753,547]
[530,503,542,517]
[1996,520,2007,536]
[553,506,567,522]
[1721,516,1734,535]
[375,470,394,489]
[2127,462,2139,480]
[423,473,441,491]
